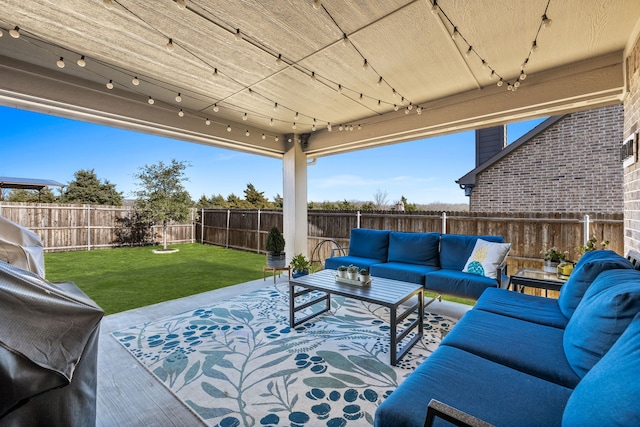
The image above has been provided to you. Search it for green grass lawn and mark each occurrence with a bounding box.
[44,243,268,315]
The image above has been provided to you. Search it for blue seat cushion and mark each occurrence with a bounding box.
[474,288,569,329]
[387,231,440,266]
[439,234,504,271]
[374,345,572,427]
[324,256,382,271]
[441,310,581,388]
[348,228,391,261]
[562,312,640,426]
[424,269,498,300]
[370,262,439,285]
[563,268,640,378]
[557,250,634,318]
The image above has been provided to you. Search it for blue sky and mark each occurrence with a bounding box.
[0,106,544,205]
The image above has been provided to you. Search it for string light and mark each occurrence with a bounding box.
[269,118,274,126]
[234,29,242,41]
[212,68,219,78]
[178,109,185,117]
[393,104,399,111]
[342,34,349,46]
[337,84,343,94]
[292,122,297,129]
[147,96,154,104]
[245,130,250,136]
[132,76,140,85]
[176,0,186,9]
[242,112,248,120]
[213,104,219,112]
[77,56,86,67]
[311,71,316,81]
[275,136,279,142]
[542,14,552,27]
[166,38,175,51]
[464,46,473,58]
[276,54,283,65]
[262,133,266,139]
[103,0,114,10]
[362,59,369,71]
[451,27,459,40]
[312,0,321,10]
[417,106,423,115]
[294,112,299,120]
[175,92,182,102]
[205,118,211,125]
[106,80,114,89]
[377,76,383,87]
[56,57,65,68]
[10,27,21,40]
[227,125,232,132]
[327,123,332,131]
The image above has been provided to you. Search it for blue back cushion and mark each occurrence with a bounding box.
[387,231,440,266]
[348,228,390,261]
[557,250,634,318]
[563,268,640,378]
[439,234,504,271]
[563,312,640,426]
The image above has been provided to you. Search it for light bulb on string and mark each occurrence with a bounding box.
[377,100,381,108]
[294,112,299,120]
[245,130,250,136]
[327,123,332,131]
[408,103,413,110]
[213,104,219,112]
[0,29,3,37]
[339,125,343,131]
[269,118,274,126]
[242,113,248,121]
[56,57,65,68]
[514,81,521,88]
[262,134,266,140]
[212,68,219,78]
[362,59,369,71]
[166,38,175,51]
[103,0,114,10]
[377,76,383,87]
[273,102,278,111]
[132,76,140,85]
[431,1,439,15]
[519,70,527,81]
[312,122,316,131]
[359,93,363,100]
[489,70,495,80]
[349,125,353,131]
[481,59,487,69]
[312,0,320,10]
[205,118,211,125]
[176,0,186,9]
[337,84,343,94]
[77,56,86,67]
[276,54,283,65]
[393,104,398,111]
[175,93,182,102]
[311,71,316,81]
[542,14,552,28]
[417,106,423,115]
[531,40,538,54]
[292,122,297,130]
[9,26,20,38]
[464,46,473,58]
[275,136,279,142]
[178,109,184,117]
[405,108,409,115]
[227,125,232,132]
[451,27,459,40]
[357,124,362,131]
[497,79,504,87]
[235,29,242,41]
[106,80,114,89]
[342,34,349,46]
[147,96,154,104]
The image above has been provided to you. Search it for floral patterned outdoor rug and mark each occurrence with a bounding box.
[112,282,456,427]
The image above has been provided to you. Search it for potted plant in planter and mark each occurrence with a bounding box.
[337,265,348,278]
[576,237,610,256]
[265,226,286,268]
[347,264,358,280]
[290,253,312,278]
[359,268,371,284]
[543,246,567,273]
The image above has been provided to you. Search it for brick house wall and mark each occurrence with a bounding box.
[624,35,640,254]
[469,104,624,213]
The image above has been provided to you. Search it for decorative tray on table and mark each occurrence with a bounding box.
[335,276,372,286]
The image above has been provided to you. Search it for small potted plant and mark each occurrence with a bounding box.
[576,237,610,256]
[337,265,348,278]
[543,247,567,273]
[265,226,286,268]
[347,264,358,280]
[359,268,370,284]
[290,253,311,278]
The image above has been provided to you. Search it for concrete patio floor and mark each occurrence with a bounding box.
[97,275,471,426]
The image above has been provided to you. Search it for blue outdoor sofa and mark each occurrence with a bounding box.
[374,249,640,427]
[324,228,510,300]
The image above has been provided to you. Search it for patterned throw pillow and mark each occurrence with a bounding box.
[462,239,512,279]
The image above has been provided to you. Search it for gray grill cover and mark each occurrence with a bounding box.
[0,215,45,278]
[0,261,103,426]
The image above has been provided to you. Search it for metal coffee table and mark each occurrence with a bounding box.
[289,269,423,365]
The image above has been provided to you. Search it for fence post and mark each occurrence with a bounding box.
[226,209,230,249]
[201,208,205,244]
[87,205,91,251]
[583,214,590,243]
[357,211,361,228]
[191,208,195,243]
[441,212,447,234]
[257,209,261,253]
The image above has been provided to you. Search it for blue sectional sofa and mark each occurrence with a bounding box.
[324,228,510,300]
[374,250,640,427]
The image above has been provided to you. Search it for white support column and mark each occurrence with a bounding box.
[283,135,308,261]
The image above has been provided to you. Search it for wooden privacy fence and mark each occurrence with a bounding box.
[198,209,624,275]
[0,202,196,251]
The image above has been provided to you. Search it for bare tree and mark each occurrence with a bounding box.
[373,189,389,210]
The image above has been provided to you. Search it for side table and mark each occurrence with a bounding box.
[509,268,566,297]
[263,265,291,284]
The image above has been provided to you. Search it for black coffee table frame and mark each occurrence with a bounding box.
[289,269,424,365]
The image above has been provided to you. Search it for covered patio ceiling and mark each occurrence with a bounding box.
[0,0,639,159]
